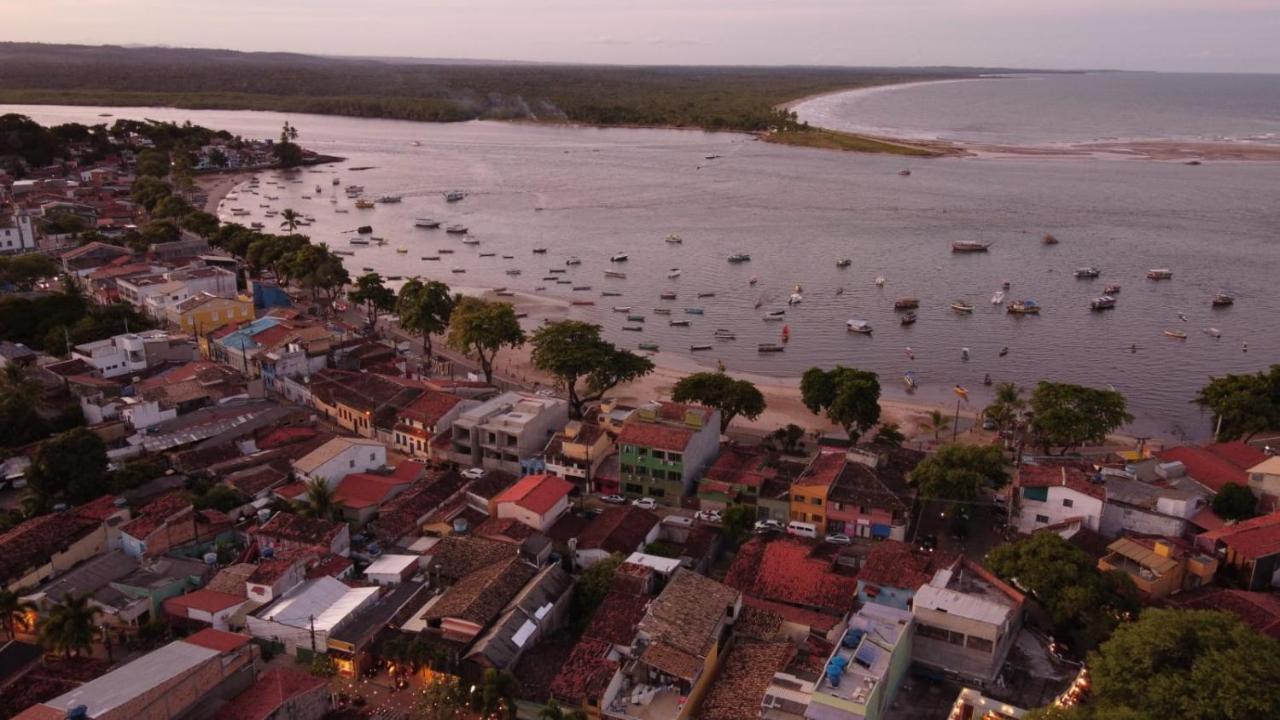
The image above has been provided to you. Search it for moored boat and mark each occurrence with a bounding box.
[903,371,918,390]
[1212,292,1235,307]
[626,314,645,322]
[1074,267,1101,279]
[1203,327,1222,338]
[355,199,375,209]
[444,190,466,202]
[1104,284,1121,295]
[622,326,643,332]
[845,319,873,334]
[445,224,468,234]
[356,225,373,234]
[612,306,632,313]
[638,342,659,351]
[565,256,582,266]
[1090,296,1116,311]
[415,218,441,228]
[684,308,704,315]
[836,258,852,268]
[992,290,1006,305]
[1007,299,1041,314]
[660,292,677,300]
[667,268,682,279]
[900,312,917,326]
[758,343,785,353]
[894,297,920,310]
[1147,268,1174,280]
[727,253,751,263]
[690,344,713,351]
[605,270,627,279]
[669,319,691,327]
[951,301,974,313]
[1164,329,1187,339]
[763,310,786,321]
[653,308,672,315]
[665,234,683,244]
[532,247,547,254]
[952,241,991,253]
[610,252,629,262]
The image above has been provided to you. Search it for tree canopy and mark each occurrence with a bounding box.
[348,272,396,330]
[445,297,525,384]
[911,444,1009,501]
[1194,365,1280,443]
[26,427,109,504]
[1212,483,1258,521]
[397,278,457,356]
[986,532,1138,654]
[799,366,881,442]
[530,320,653,419]
[1029,382,1133,455]
[672,371,766,432]
[720,504,756,547]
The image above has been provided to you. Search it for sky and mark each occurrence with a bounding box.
[3,0,1279,73]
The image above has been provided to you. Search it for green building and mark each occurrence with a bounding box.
[617,401,721,505]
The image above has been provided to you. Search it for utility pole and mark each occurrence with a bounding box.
[310,614,316,653]
[952,396,962,442]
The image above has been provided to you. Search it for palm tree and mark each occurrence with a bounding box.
[922,409,951,441]
[538,700,587,720]
[297,478,337,520]
[475,668,518,719]
[984,382,1026,432]
[39,593,99,658]
[279,208,301,233]
[0,589,36,639]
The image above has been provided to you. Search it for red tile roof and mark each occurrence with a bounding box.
[398,390,464,427]
[1198,510,1280,560]
[256,426,321,450]
[334,473,408,509]
[1158,443,1267,493]
[391,459,428,483]
[220,668,327,720]
[725,536,858,615]
[493,474,573,516]
[583,592,649,647]
[0,510,101,584]
[164,589,246,616]
[576,506,659,553]
[704,445,774,490]
[73,495,125,522]
[618,421,694,452]
[1167,587,1280,639]
[858,540,958,592]
[183,628,252,653]
[795,451,844,488]
[549,638,619,706]
[256,512,346,547]
[741,595,842,633]
[698,641,796,720]
[1017,463,1107,501]
[120,492,191,539]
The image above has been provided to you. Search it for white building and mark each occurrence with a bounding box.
[448,391,569,474]
[1013,464,1106,534]
[363,554,421,586]
[116,266,238,319]
[0,211,36,254]
[291,437,388,488]
[911,558,1025,685]
[493,473,574,532]
[246,576,379,656]
[72,333,151,379]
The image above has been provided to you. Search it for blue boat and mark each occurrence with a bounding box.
[684,307,704,315]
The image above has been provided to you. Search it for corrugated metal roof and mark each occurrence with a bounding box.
[41,640,219,716]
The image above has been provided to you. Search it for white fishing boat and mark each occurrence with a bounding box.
[845,319,873,334]
[415,218,441,228]
[728,253,751,263]
[605,270,627,279]
[377,195,402,204]
[875,276,886,287]
[462,237,480,245]
[1203,327,1222,338]
[788,293,803,305]
[836,258,852,268]
[610,252,629,262]
[1164,329,1187,339]
[992,290,1006,305]
[665,234,683,244]
[566,256,582,266]
[1148,268,1174,280]
[951,301,975,313]
[445,224,468,234]
[667,268,682,279]
[612,306,632,313]
[444,190,466,202]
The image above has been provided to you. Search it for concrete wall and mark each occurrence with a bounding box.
[1016,486,1103,533]
[101,643,255,720]
[1099,503,1187,539]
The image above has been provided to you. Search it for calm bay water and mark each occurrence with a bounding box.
[10,94,1280,441]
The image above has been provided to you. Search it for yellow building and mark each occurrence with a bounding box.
[1098,537,1217,600]
[789,451,843,532]
[167,292,254,337]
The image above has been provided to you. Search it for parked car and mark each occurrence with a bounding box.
[601,494,627,505]
[919,534,938,553]
[754,519,785,533]
[824,533,852,545]
[694,509,722,523]
[632,497,657,510]
[461,468,486,480]
[982,417,998,431]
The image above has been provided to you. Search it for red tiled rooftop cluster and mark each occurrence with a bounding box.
[549,638,619,706]
[582,592,650,647]
[725,536,858,614]
[1199,509,1280,560]
[493,473,573,515]
[1017,463,1107,501]
[576,506,659,553]
[704,445,773,490]
[220,668,327,720]
[1167,587,1280,638]
[1158,442,1267,493]
[698,641,796,720]
[858,540,958,591]
[334,473,407,509]
[256,511,345,546]
[617,422,693,453]
[795,451,844,488]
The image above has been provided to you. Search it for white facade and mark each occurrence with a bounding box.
[292,437,388,488]
[117,267,238,318]
[496,493,570,533]
[0,212,36,253]
[246,576,379,656]
[449,392,569,474]
[73,333,151,379]
[1015,484,1104,534]
[364,554,421,585]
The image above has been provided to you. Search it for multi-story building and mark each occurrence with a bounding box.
[166,291,255,336]
[0,210,35,254]
[616,401,720,505]
[789,451,843,531]
[117,265,238,318]
[807,603,914,720]
[1098,536,1217,600]
[543,419,614,487]
[447,391,569,475]
[392,388,470,458]
[71,329,195,379]
[291,436,388,488]
[910,557,1025,685]
[1013,463,1106,534]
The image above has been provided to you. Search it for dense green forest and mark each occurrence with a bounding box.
[0,43,983,132]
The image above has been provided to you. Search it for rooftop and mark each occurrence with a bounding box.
[858,540,958,592]
[257,576,378,633]
[219,668,327,720]
[576,505,660,553]
[583,591,650,647]
[334,472,409,510]
[635,569,739,678]
[1017,463,1107,501]
[549,638,619,705]
[1166,587,1280,638]
[725,536,858,614]
[618,422,695,453]
[795,451,846,488]
[292,436,385,474]
[164,588,246,616]
[493,473,573,516]
[811,603,913,709]
[1198,509,1280,560]
[1157,442,1267,494]
[425,556,538,627]
[704,445,774,490]
[914,558,1024,626]
[255,511,346,548]
[697,641,797,720]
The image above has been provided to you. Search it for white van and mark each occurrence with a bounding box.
[787,521,817,539]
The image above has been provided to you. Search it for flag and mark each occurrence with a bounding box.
[953,385,969,401]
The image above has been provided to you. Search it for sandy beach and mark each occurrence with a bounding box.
[196,171,257,213]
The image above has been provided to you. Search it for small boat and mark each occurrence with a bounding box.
[758,343,785,353]
[788,293,803,305]
[984,374,993,387]
[951,301,974,313]
[362,266,374,272]
[999,346,1009,357]
[451,268,466,274]
[571,300,596,306]
[1042,234,1060,245]
[1203,327,1222,338]
[961,347,970,360]
[952,241,991,253]
[505,269,522,276]
[334,209,349,214]
[667,269,682,279]
[532,247,548,254]
[992,290,1006,305]
[602,291,623,297]
[894,297,920,310]
[250,222,264,230]
[900,312,917,326]
[415,218,441,228]
[612,306,632,313]
[315,185,323,193]
[1164,329,1187,339]
[356,225,373,234]
[300,195,312,200]
[565,256,582,266]
[669,319,691,327]
[549,268,566,274]
[653,308,672,315]
[333,177,341,185]
[749,275,758,285]
[1104,284,1122,295]
[665,234,683,244]
[444,190,466,202]
[704,154,721,160]
[836,258,852,268]
[1007,300,1041,314]
[411,141,422,147]
[573,286,592,291]
[355,199,375,209]
[439,248,455,254]
[479,252,495,257]
[690,344,713,351]
[333,250,355,256]
[1090,296,1116,311]
[875,276,886,287]
[903,371,918,390]
[610,253,629,262]
[387,275,404,281]
[1147,268,1174,280]
[684,308,704,315]
[626,314,645,322]
[423,256,440,261]
[727,253,751,263]
[763,310,786,321]
[1074,267,1101,279]
[1212,292,1235,307]
[396,247,408,254]
[697,292,716,298]
[660,292,677,300]
[638,342,660,351]
[793,284,803,293]
[605,270,627,279]
[446,224,468,234]
[845,320,872,334]
[623,326,643,332]
[899,169,911,177]
[714,328,735,336]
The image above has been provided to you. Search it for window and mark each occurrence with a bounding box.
[916,624,949,641]
[1023,486,1048,502]
[667,470,680,482]
[1062,498,1074,508]
[966,636,994,653]
[650,488,665,498]
[626,483,643,494]
[668,453,683,464]
[651,450,665,461]
[620,464,634,475]
[947,631,966,646]
[811,497,823,506]
[1035,514,1049,524]
[637,447,649,456]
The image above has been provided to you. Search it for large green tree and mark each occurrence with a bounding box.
[720,504,756,547]
[135,149,170,178]
[26,427,108,504]
[0,589,36,639]
[672,371,766,432]
[1212,483,1257,521]
[984,381,1027,433]
[1033,609,1280,720]
[39,593,100,658]
[1194,365,1280,443]
[986,532,1138,653]
[800,366,881,442]
[530,320,654,419]
[348,272,396,330]
[911,444,1009,501]
[446,297,525,384]
[396,278,457,357]
[1029,382,1133,455]
[0,253,59,291]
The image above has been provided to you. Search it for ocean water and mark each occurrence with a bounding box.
[793,72,1280,147]
[9,97,1279,441]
